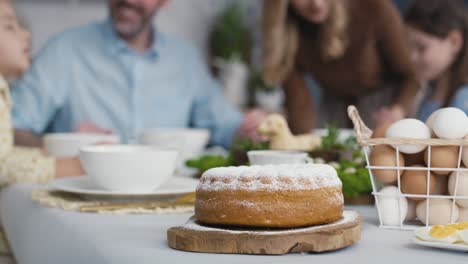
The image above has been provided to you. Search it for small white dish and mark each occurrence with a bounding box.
[44,133,119,158]
[412,238,468,252]
[247,150,312,165]
[80,145,178,193]
[50,176,199,198]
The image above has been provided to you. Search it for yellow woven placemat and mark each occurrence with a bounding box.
[31,190,195,215]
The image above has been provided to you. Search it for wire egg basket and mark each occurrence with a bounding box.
[348,105,468,230]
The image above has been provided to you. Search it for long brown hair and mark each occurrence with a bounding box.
[292,0,349,61]
[405,0,468,105]
[262,0,349,86]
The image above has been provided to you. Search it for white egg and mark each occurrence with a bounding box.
[386,119,431,154]
[433,108,468,139]
[448,171,468,208]
[425,109,443,136]
[463,135,468,168]
[406,199,417,221]
[460,229,468,244]
[414,226,460,244]
[459,207,468,221]
[416,199,459,225]
[378,186,408,226]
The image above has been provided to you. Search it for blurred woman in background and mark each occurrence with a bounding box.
[262,0,418,132]
[406,0,468,120]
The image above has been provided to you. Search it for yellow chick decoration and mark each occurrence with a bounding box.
[257,114,321,151]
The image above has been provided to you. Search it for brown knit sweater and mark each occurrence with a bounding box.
[283,0,419,132]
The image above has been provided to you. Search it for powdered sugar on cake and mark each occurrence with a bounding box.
[197,164,342,192]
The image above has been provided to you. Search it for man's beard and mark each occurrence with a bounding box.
[111,0,152,39]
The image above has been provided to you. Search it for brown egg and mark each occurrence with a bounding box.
[424,146,460,175]
[416,199,459,225]
[434,175,449,195]
[405,152,425,166]
[369,145,405,184]
[401,166,436,200]
[448,170,468,208]
[372,123,393,138]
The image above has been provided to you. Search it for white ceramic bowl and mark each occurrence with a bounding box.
[80,145,178,193]
[140,128,210,159]
[247,150,311,165]
[44,133,120,158]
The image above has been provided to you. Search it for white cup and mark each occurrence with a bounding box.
[140,129,210,159]
[80,145,178,193]
[247,150,312,166]
[44,133,120,158]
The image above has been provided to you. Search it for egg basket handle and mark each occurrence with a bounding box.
[347,105,373,146]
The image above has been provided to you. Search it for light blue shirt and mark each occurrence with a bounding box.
[11,21,243,147]
[418,85,468,121]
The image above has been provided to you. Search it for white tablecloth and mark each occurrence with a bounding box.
[0,184,466,264]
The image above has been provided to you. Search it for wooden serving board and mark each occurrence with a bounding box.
[167,210,362,255]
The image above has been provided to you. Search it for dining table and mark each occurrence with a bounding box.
[0,184,466,264]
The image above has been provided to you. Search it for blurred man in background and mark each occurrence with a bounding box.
[12,0,264,148]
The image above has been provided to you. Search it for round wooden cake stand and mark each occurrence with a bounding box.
[167,210,362,255]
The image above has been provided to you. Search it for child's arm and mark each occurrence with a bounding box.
[0,77,13,157]
[0,147,55,184]
[56,157,84,178]
[14,129,43,147]
[0,148,84,184]
[375,0,419,115]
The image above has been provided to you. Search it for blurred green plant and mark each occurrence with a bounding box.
[211,2,251,63]
[185,155,233,175]
[335,151,372,198]
[313,125,371,198]
[319,124,358,151]
[249,72,276,92]
[230,138,269,152]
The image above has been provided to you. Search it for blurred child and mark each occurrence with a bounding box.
[0,0,83,184]
[406,0,468,120]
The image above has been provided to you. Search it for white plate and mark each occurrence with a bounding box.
[49,176,199,199]
[412,238,468,252]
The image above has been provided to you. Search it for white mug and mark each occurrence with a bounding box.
[44,133,119,158]
[247,150,312,166]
